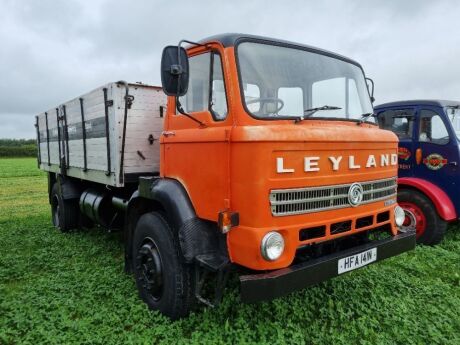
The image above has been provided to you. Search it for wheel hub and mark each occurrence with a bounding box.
[399,202,427,238]
[136,240,164,301]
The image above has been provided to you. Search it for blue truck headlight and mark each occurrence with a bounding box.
[394,206,405,227]
[261,231,285,261]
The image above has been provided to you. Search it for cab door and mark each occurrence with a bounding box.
[413,106,458,196]
[377,107,416,177]
[162,48,233,221]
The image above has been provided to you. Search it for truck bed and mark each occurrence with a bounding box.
[35,82,166,187]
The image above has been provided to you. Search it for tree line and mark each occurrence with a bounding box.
[0,139,37,157]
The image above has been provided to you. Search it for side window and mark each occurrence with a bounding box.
[377,109,414,140]
[179,53,210,113]
[419,110,449,145]
[243,83,261,112]
[277,87,303,116]
[178,52,228,121]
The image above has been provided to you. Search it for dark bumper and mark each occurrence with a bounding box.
[240,231,416,303]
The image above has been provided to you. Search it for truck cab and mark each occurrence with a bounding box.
[38,34,416,319]
[375,100,460,244]
[156,34,414,306]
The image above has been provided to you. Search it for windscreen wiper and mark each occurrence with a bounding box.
[358,112,376,124]
[294,105,342,123]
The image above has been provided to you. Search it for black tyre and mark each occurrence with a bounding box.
[398,189,447,245]
[132,212,194,320]
[50,183,79,232]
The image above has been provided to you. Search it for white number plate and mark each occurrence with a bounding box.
[338,248,377,274]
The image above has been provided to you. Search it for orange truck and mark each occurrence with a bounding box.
[35,34,416,319]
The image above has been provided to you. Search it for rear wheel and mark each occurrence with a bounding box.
[50,183,79,232]
[132,212,194,320]
[398,189,447,245]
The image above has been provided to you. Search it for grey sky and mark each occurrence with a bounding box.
[1,0,459,138]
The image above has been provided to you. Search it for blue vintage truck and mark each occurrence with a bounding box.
[375,100,459,244]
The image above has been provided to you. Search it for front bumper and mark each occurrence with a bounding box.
[240,230,415,303]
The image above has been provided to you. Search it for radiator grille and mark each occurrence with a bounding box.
[270,177,397,216]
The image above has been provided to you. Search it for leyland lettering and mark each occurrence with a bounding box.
[276,154,398,173]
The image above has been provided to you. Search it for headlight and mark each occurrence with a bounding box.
[261,231,285,261]
[394,205,405,227]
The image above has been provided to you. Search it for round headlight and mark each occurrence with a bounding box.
[394,205,405,227]
[261,231,285,261]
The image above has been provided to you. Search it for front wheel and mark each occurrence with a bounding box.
[132,212,194,320]
[398,189,447,245]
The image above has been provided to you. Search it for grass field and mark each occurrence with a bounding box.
[0,158,459,344]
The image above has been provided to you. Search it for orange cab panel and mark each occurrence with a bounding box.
[226,122,399,270]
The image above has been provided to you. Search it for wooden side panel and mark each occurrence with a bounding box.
[120,86,166,174]
[35,82,166,186]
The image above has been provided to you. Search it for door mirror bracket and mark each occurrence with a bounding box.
[365,77,375,103]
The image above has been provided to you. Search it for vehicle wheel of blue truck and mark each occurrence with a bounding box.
[50,183,79,232]
[133,212,194,320]
[398,189,447,245]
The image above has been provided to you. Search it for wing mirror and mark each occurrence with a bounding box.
[365,77,375,103]
[161,46,189,96]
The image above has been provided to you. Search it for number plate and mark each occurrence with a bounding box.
[338,248,377,274]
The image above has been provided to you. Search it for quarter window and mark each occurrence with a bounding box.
[210,54,228,120]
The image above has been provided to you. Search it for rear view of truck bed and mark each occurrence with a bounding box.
[35,82,166,186]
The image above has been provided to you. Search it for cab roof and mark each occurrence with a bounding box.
[198,33,362,68]
[375,99,460,109]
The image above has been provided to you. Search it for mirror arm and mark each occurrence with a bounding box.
[177,39,208,68]
[172,39,209,128]
[365,77,375,103]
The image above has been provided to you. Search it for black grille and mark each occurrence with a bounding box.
[377,211,390,223]
[299,225,326,241]
[356,215,374,229]
[330,220,352,234]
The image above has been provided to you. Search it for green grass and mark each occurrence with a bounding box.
[0,158,459,344]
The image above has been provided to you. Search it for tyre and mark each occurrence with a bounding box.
[132,212,194,320]
[398,189,447,245]
[50,183,79,232]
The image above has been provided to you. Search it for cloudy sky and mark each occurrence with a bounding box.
[1,0,460,138]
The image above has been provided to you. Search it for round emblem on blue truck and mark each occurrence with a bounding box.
[348,182,364,207]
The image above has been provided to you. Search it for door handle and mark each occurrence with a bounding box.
[162,131,175,137]
[449,161,458,166]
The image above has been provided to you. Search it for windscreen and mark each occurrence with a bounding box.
[237,42,374,122]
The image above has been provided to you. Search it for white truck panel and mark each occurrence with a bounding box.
[36,82,166,187]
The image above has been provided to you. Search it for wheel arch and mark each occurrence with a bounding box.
[48,173,82,203]
[124,177,226,271]
[398,177,456,221]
